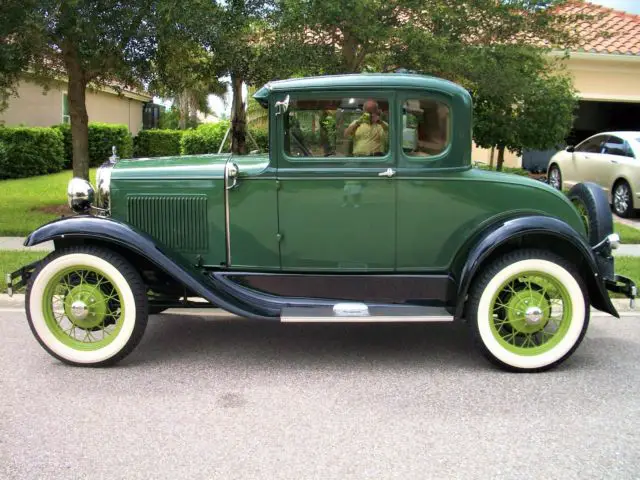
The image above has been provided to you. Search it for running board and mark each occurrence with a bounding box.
[281,304,454,323]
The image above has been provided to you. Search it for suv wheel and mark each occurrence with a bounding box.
[468,250,589,372]
[26,246,149,367]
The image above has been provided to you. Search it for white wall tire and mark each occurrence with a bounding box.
[26,247,148,366]
[468,250,589,372]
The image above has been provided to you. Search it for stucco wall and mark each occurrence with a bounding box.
[0,79,148,135]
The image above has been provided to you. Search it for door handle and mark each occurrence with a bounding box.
[611,159,619,164]
[378,168,396,178]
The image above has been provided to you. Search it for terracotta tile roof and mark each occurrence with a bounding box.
[558,1,640,55]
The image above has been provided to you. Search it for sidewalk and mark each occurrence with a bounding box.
[3,237,640,256]
[0,237,53,251]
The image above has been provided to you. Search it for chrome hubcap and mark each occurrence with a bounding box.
[70,300,89,320]
[614,185,630,213]
[549,170,560,189]
[524,306,544,325]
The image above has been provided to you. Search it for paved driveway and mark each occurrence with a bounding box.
[2,308,640,479]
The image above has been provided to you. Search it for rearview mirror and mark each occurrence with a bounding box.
[566,145,575,153]
[275,95,290,116]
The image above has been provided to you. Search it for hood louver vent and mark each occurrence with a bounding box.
[127,195,208,252]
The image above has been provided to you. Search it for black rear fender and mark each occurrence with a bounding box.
[454,215,618,319]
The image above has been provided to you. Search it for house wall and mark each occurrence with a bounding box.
[472,53,640,169]
[0,78,149,135]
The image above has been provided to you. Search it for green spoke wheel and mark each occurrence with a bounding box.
[26,246,149,367]
[42,266,124,351]
[468,249,589,372]
[490,273,571,356]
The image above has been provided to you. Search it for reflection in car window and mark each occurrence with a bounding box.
[284,97,389,160]
[602,136,627,157]
[402,98,450,158]
[575,135,605,153]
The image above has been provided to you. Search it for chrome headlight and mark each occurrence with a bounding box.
[96,161,114,212]
[67,178,95,213]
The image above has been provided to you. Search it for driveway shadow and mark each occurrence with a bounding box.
[127,313,484,371]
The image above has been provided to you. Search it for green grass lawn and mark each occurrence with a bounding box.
[0,251,47,291]
[614,222,640,244]
[0,169,96,236]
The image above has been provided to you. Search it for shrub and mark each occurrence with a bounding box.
[134,129,184,158]
[52,124,73,169]
[54,122,133,167]
[181,121,230,155]
[248,126,268,152]
[0,127,65,179]
[474,163,529,176]
[88,123,133,166]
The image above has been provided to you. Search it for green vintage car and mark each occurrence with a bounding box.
[7,74,636,372]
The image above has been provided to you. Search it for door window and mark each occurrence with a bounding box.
[283,97,390,163]
[602,136,628,157]
[401,98,450,159]
[575,135,606,153]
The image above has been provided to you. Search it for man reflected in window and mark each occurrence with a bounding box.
[343,100,389,156]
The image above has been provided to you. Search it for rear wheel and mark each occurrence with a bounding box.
[468,250,589,372]
[567,182,613,245]
[613,180,633,218]
[26,246,149,367]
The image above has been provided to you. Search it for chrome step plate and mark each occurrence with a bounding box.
[280,305,454,323]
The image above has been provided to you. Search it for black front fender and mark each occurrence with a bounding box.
[454,215,618,319]
[24,215,276,320]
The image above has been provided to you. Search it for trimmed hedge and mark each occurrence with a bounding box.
[249,126,268,152]
[181,121,230,155]
[55,122,133,167]
[180,121,269,155]
[134,129,184,158]
[0,127,65,179]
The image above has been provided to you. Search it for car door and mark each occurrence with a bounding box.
[600,135,632,193]
[566,135,608,188]
[275,92,396,271]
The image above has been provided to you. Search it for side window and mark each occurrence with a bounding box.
[575,135,604,153]
[284,97,390,161]
[625,141,636,159]
[402,98,450,158]
[602,136,627,157]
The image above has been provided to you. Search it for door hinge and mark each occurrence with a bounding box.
[276,179,281,190]
[276,233,283,242]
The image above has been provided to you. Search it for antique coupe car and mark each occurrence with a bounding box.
[6,74,637,372]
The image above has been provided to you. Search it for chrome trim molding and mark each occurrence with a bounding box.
[281,305,454,323]
[223,159,239,266]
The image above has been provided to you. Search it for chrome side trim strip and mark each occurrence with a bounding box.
[223,159,232,266]
[281,305,454,323]
[281,315,454,323]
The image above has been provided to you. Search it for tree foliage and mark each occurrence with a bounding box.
[0,0,156,179]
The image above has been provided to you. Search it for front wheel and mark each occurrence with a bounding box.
[468,250,589,372]
[26,246,149,367]
[547,165,562,190]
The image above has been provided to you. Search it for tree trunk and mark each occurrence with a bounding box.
[177,91,188,130]
[63,44,90,180]
[489,146,495,168]
[230,71,247,155]
[188,91,199,126]
[496,145,505,172]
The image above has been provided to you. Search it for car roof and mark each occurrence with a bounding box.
[597,131,640,142]
[253,73,470,106]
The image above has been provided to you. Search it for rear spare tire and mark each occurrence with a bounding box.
[567,182,613,246]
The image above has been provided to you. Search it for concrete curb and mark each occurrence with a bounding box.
[0,294,636,315]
